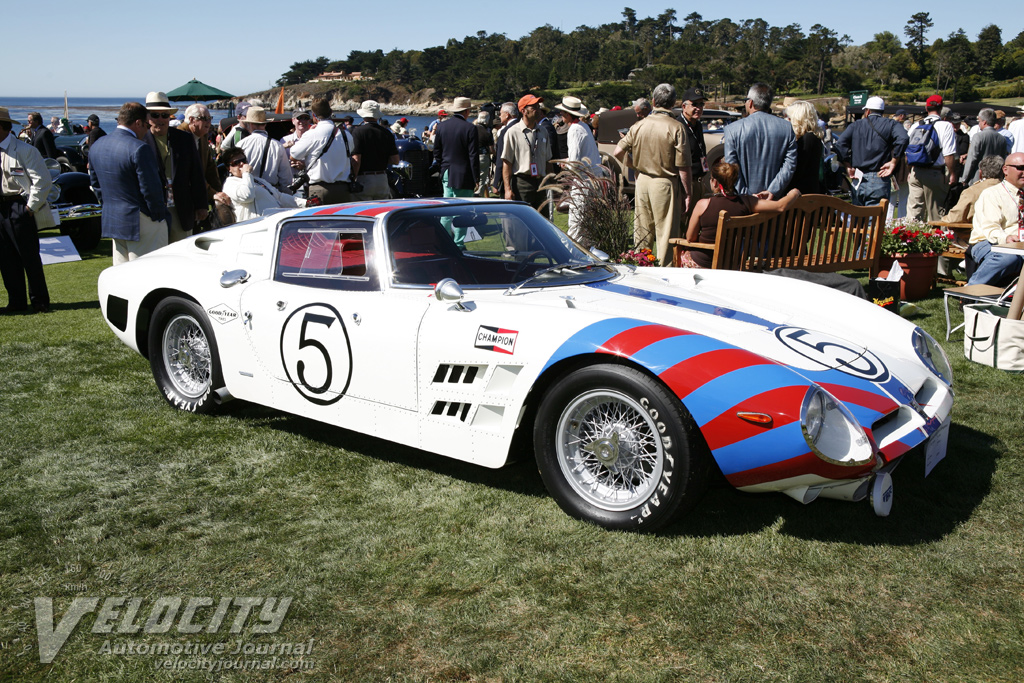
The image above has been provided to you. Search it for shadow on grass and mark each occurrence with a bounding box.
[217,401,999,544]
[49,300,101,312]
[225,402,549,499]
[666,421,1001,545]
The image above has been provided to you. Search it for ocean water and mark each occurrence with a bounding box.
[0,96,444,138]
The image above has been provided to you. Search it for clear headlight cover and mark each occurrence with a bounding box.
[913,328,953,386]
[801,387,875,467]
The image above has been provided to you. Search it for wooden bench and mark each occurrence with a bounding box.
[669,194,889,275]
[929,220,972,285]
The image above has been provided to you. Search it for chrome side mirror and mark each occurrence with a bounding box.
[434,278,467,310]
[589,248,610,262]
[220,269,250,288]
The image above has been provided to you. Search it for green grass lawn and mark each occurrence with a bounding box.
[1,239,1022,681]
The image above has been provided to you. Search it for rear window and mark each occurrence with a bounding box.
[274,219,376,290]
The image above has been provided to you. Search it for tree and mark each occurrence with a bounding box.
[276,57,330,86]
[904,12,933,65]
[974,24,1003,77]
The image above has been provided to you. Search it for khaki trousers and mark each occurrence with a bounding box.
[907,166,948,222]
[112,213,168,266]
[634,173,681,267]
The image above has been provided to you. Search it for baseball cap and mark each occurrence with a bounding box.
[864,96,885,112]
[291,109,311,119]
[517,94,544,111]
[926,95,943,108]
[681,86,706,103]
[87,114,100,124]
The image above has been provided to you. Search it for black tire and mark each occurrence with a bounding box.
[147,297,223,414]
[534,365,708,531]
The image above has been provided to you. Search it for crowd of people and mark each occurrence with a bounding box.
[3,82,1023,316]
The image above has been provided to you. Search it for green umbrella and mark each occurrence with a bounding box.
[165,78,233,102]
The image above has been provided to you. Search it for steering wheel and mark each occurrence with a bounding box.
[511,250,555,281]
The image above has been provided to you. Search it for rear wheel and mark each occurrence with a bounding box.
[534,365,708,531]
[147,297,223,414]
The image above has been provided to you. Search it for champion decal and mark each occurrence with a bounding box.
[475,326,518,355]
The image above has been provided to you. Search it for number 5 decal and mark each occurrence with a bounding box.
[775,326,889,382]
[280,303,352,405]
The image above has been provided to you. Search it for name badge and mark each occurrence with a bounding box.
[529,163,538,177]
[700,157,709,173]
[11,167,25,177]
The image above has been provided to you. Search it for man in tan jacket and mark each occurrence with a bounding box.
[0,106,55,313]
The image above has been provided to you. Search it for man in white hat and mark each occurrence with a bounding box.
[554,96,602,240]
[143,91,207,242]
[350,100,399,200]
[0,106,55,313]
[833,95,909,207]
[236,106,293,194]
[432,97,479,244]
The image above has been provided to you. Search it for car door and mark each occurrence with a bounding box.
[239,217,427,429]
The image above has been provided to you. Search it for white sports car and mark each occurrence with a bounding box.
[98,198,954,531]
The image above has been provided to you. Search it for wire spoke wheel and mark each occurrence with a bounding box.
[535,364,708,531]
[148,297,223,414]
[162,315,213,399]
[556,389,663,511]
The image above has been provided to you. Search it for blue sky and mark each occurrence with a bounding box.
[9,1,1015,98]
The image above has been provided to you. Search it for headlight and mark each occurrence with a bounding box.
[913,328,953,386]
[801,387,874,466]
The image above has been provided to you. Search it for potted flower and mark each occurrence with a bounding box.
[880,219,954,300]
[615,246,658,267]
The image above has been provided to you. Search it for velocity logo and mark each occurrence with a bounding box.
[33,596,291,663]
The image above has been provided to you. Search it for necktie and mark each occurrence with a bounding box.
[1018,189,1024,238]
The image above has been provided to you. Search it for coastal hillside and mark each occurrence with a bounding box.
[213,80,447,115]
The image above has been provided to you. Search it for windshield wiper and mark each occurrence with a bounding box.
[504,262,604,296]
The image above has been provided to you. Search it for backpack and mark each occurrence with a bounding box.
[906,119,941,166]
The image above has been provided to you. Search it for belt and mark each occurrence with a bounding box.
[0,194,26,204]
[360,170,387,176]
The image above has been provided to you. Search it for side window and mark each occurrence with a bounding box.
[274,219,377,290]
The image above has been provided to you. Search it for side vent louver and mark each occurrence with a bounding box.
[432,364,481,384]
[431,401,472,421]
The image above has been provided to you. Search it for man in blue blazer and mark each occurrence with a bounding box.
[723,83,797,199]
[432,97,479,248]
[88,102,168,265]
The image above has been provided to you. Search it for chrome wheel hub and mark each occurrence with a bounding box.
[162,315,212,399]
[556,389,664,512]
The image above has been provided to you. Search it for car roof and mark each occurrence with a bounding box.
[290,197,500,220]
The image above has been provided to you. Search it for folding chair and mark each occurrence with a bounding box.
[944,278,1017,340]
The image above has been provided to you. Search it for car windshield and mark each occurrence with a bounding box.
[385,202,615,289]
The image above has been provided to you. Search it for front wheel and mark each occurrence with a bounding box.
[534,365,708,531]
[148,297,223,413]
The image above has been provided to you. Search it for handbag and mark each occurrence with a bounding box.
[964,298,1024,372]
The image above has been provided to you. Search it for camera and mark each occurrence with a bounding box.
[348,179,364,194]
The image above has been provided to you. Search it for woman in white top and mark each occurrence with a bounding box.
[220,147,304,222]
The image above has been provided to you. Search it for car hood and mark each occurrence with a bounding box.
[515,266,923,382]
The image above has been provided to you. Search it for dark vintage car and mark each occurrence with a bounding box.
[52,133,90,173]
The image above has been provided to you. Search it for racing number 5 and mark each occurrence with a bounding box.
[297,313,335,394]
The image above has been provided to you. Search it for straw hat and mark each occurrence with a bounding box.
[242,106,267,124]
[553,96,588,119]
[145,91,178,114]
[0,107,20,125]
[357,100,382,119]
[451,97,472,113]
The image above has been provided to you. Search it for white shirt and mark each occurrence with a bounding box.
[222,172,301,222]
[237,131,293,192]
[566,121,602,173]
[907,116,956,167]
[1009,118,1024,155]
[288,120,353,184]
[971,180,1023,245]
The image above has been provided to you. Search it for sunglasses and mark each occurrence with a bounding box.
[229,158,247,167]
[1007,164,1024,172]
[149,112,171,119]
